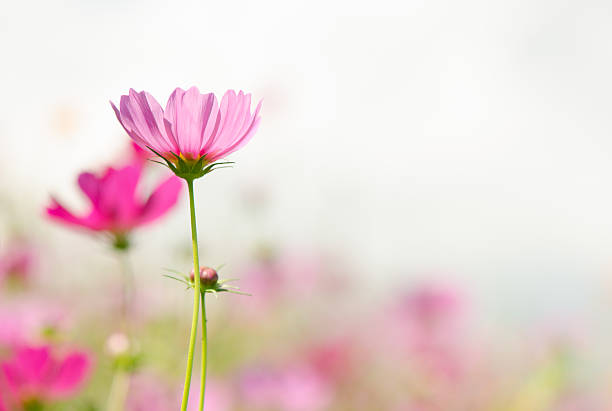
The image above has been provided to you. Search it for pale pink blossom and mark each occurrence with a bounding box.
[0,301,68,347]
[0,243,35,284]
[378,282,469,382]
[126,373,176,411]
[187,378,233,411]
[111,87,261,163]
[239,365,332,411]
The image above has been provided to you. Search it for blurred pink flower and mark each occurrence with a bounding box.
[305,338,355,383]
[0,345,91,407]
[393,400,439,411]
[397,283,464,327]
[0,243,35,284]
[0,301,68,347]
[239,365,332,411]
[46,164,181,234]
[379,282,469,381]
[126,373,176,411]
[126,374,232,411]
[111,87,261,163]
[234,251,335,320]
[129,141,153,166]
[187,378,233,411]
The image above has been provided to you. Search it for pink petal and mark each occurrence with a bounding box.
[212,99,262,161]
[49,352,91,397]
[1,362,24,395]
[209,90,240,153]
[98,166,141,230]
[46,199,105,231]
[164,87,218,158]
[138,175,182,225]
[16,346,52,385]
[77,172,101,206]
[118,90,178,155]
[111,100,149,149]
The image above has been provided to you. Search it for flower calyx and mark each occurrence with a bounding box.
[162,265,250,297]
[147,147,234,181]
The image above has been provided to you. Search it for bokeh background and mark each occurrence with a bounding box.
[1,0,612,410]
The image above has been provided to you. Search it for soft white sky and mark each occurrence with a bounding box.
[1,0,612,321]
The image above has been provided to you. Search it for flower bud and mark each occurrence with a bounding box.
[190,266,219,288]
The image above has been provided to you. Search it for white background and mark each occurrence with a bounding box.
[1,0,612,324]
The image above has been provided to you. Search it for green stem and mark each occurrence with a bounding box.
[199,292,208,411]
[118,249,134,333]
[181,179,202,411]
[105,249,134,411]
[105,369,130,411]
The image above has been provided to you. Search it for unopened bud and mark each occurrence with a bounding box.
[190,266,219,288]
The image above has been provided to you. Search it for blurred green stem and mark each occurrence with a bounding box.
[181,179,202,411]
[199,292,208,411]
[104,248,134,411]
[106,369,130,411]
[118,248,134,332]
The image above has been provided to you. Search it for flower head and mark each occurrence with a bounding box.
[46,163,181,245]
[0,243,35,285]
[0,345,91,407]
[111,87,262,179]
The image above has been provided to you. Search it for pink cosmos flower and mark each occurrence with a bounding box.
[0,345,91,407]
[239,365,333,411]
[46,163,181,236]
[0,300,68,347]
[125,373,177,411]
[111,87,261,164]
[187,378,233,411]
[370,282,470,383]
[0,243,35,284]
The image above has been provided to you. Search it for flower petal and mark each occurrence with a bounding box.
[212,99,262,161]
[165,87,218,158]
[77,172,101,206]
[46,199,106,231]
[117,90,178,155]
[49,352,91,397]
[98,166,141,230]
[138,175,182,225]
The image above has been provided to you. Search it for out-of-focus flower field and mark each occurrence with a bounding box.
[0,144,611,411]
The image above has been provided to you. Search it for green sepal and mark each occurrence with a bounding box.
[161,267,250,297]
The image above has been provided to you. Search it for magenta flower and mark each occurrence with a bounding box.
[0,345,91,407]
[111,87,261,179]
[46,164,181,243]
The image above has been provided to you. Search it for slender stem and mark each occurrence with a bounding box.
[105,249,134,411]
[118,249,134,333]
[105,369,130,411]
[199,292,208,411]
[181,179,202,411]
